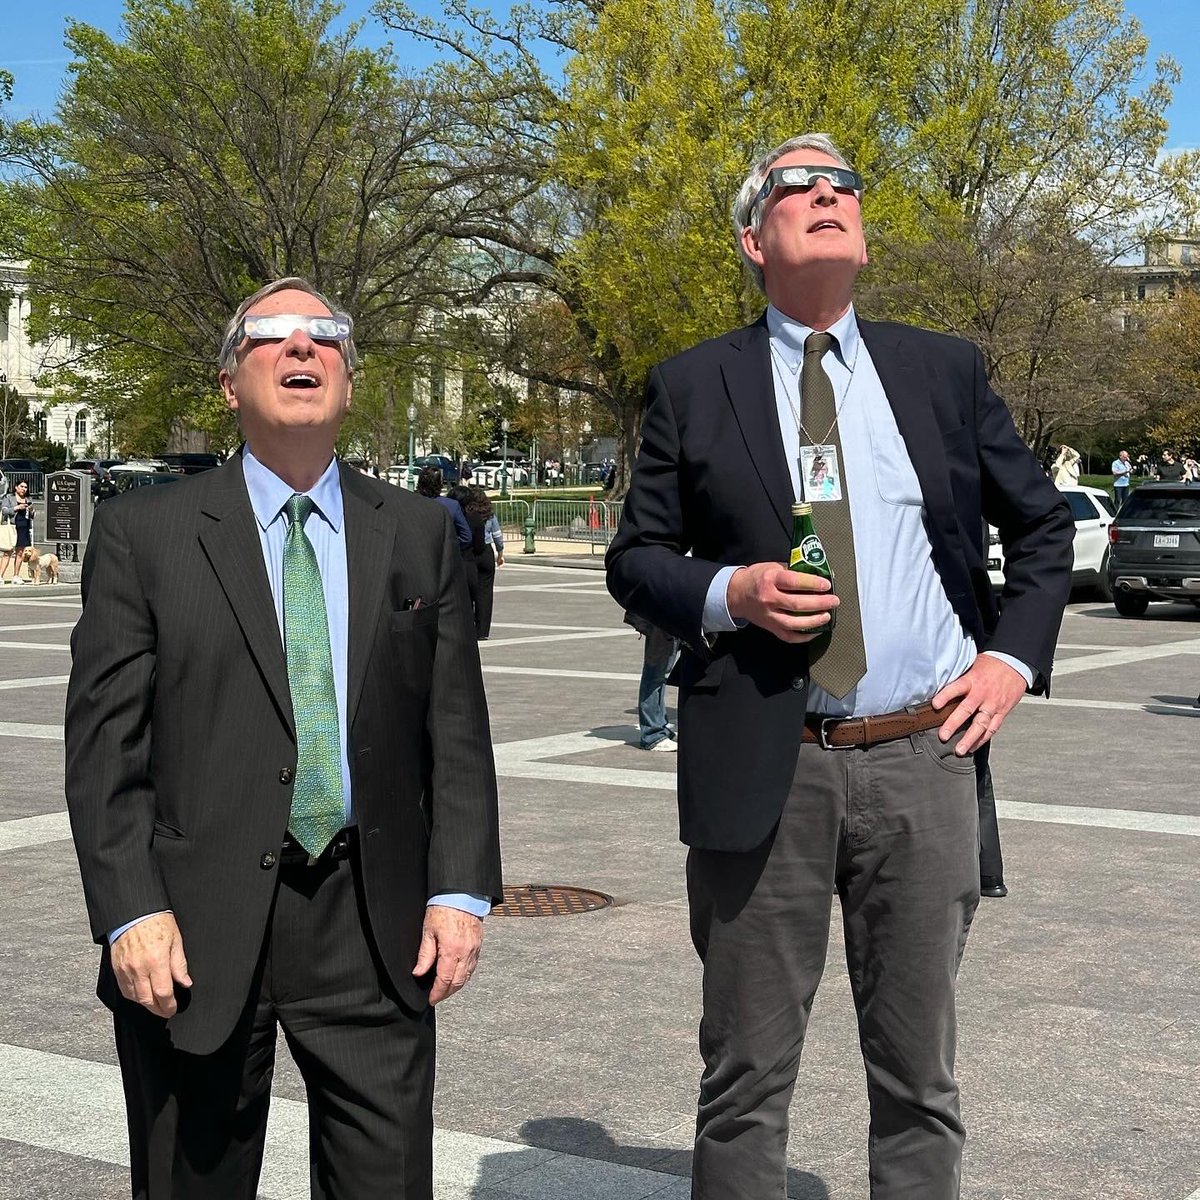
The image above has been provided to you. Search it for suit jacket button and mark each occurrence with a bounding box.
[791,677,805,691]
[260,851,277,870]
[279,767,294,784]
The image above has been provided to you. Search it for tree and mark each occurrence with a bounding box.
[0,385,30,458]
[0,0,508,450]
[862,0,1196,452]
[1141,285,1200,451]
[380,0,1190,488]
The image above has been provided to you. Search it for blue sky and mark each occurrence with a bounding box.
[2,0,1199,150]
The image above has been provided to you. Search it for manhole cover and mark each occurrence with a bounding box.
[492,884,615,917]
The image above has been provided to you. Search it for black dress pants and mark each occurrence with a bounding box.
[474,545,497,638]
[113,847,435,1199]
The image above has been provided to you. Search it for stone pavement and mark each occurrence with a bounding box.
[1,564,1199,1199]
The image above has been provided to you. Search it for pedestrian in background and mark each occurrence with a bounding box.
[1,480,34,584]
[623,610,679,751]
[1111,450,1132,510]
[467,485,504,640]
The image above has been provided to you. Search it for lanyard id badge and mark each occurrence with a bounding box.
[800,443,842,502]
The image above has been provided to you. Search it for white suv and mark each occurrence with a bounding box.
[987,484,1115,598]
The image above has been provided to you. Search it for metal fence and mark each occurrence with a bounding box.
[2,471,45,499]
[487,498,626,555]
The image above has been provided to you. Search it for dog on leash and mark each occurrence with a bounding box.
[21,546,59,584]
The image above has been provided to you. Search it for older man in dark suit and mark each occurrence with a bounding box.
[66,278,502,1199]
[607,135,1073,1198]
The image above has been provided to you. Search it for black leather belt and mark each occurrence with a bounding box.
[279,827,356,867]
[803,701,943,750]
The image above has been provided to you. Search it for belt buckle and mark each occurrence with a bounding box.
[818,716,856,751]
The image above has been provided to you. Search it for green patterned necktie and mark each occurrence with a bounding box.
[801,332,868,699]
[283,494,343,856]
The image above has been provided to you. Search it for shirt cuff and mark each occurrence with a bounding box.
[703,565,748,634]
[428,892,492,918]
[108,911,172,945]
[981,651,1034,689]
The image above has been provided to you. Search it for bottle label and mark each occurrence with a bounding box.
[790,535,827,569]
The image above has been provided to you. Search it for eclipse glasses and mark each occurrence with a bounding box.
[240,313,353,343]
[753,165,864,211]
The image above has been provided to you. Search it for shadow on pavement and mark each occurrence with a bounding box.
[469,1116,831,1198]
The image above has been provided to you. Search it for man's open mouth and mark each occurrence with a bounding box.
[281,372,321,389]
[809,220,843,232]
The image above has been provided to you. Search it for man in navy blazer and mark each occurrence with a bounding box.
[607,135,1073,1198]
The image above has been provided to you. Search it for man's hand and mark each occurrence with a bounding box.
[111,912,192,1018]
[726,562,838,643]
[413,905,484,1005]
[931,655,1028,755]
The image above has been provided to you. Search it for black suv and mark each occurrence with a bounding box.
[160,452,222,475]
[1107,483,1200,616]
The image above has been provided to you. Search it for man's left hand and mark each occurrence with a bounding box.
[931,655,1028,755]
[412,905,484,1004]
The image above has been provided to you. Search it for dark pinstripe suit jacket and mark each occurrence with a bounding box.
[65,455,502,1054]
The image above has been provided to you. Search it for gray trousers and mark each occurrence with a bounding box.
[687,728,980,1199]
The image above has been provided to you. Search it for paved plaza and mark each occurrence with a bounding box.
[1,561,1198,1199]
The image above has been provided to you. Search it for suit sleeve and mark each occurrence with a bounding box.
[425,509,502,905]
[973,348,1075,690]
[606,366,724,651]
[64,502,168,942]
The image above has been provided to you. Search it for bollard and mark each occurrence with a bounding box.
[522,514,537,554]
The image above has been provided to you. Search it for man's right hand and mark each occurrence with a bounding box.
[111,913,192,1018]
[726,562,839,643]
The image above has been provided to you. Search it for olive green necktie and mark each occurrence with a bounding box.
[283,494,343,856]
[801,332,867,699]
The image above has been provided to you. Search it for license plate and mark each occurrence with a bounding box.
[1154,534,1179,548]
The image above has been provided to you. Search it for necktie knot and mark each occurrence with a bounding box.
[804,331,835,359]
[285,493,315,528]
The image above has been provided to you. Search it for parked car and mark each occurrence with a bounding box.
[479,459,530,488]
[412,454,460,485]
[1106,482,1200,616]
[386,463,418,487]
[68,459,98,477]
[113,471,184,499]
[0,459,46,498]
[160,452,221,475]
[987,484,1115,599]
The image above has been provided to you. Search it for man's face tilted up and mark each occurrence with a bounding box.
[220,287,353,445]
[740,149,869,307]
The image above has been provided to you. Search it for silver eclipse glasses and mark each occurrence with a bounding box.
[753,165,864,211]
[240,313,353,343]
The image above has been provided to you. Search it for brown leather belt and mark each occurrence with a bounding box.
[802,701,943,750]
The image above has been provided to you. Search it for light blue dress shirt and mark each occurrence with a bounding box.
[110,450,487,943]
[703,305,1032,718]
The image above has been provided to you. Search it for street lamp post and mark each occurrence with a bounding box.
[500,418,510,499]
[407,403,417,490]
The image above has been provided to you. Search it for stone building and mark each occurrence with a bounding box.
[1112,236,1200,331]
[0,259,98,458]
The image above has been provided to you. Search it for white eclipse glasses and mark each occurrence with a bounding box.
[239,313,353,343]
[753,164,864,212]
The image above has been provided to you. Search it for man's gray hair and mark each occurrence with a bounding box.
[218,276,358,376]
[732,134,856,293]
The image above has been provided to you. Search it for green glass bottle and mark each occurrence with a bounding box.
[789,502,835,631]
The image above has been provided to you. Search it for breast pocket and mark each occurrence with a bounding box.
[388,604,440,634]
[869,423,924,508]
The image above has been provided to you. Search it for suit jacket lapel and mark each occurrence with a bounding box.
[721,319,793,537]
[340,466,397,729]
[196,456,294,736]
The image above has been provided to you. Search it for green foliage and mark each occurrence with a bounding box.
[1,0,486,449]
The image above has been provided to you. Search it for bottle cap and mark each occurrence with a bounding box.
[791,502,813,516]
